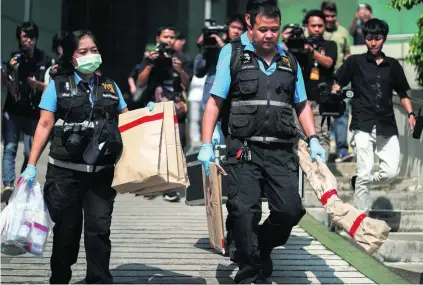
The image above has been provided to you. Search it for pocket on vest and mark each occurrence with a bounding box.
[238,73,258,95]
[229,105,258,137]
[276,108,296,137]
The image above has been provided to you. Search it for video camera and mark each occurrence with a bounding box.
[412,107,423,140]
[4,48,36,81]
[155,42,175,58]
[285,24,325,53]
[202,19,228,48]
[317,82,354,117]
[154,41,175,69]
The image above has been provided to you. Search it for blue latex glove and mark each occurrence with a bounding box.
[309,138,326,163]
[197,143,215,176]
[146,101,155,112]
[20,164,37,187]
[212,126,221,145]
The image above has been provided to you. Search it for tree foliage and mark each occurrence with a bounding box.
[389,0,423,85]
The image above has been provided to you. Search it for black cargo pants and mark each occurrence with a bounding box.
[225,136,306,283]
[43,163,117,284]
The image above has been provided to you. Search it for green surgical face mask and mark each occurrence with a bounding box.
[74,54,102,74]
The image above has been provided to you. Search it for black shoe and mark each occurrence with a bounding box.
[350,175,357,191]
[163,192,180,202]
[260,255,273,279]
[1,185,14,205]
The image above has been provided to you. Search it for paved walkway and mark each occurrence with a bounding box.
[2,142,407,284]
[1,194,376,284]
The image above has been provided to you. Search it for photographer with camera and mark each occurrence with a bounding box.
[332,19,416,214]
[194,15,245,145]
[349,3,373,45]
[44,31,68,84]
[1,21,52,202]
[287,10,337,157]
[321,2,353,163]
[137,26,192,202]
[195,15,246,112]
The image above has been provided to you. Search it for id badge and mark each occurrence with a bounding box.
[310,67,320,81]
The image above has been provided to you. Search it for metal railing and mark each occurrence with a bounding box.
[386,34,414,41]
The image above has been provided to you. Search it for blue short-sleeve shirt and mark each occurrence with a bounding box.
[209,32,307,104]
[39,72,127,113]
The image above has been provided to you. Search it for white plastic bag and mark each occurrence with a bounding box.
[1,178,52,257]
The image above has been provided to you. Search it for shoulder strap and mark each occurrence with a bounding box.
[229,38,243,84]
[285,51,298,83]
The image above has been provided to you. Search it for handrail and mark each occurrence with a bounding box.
[386,34,414,41]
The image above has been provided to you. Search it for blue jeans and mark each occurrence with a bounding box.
[333,113,349,155]
[2,112,38,186]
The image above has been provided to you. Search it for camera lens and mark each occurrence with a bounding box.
[66,125,83,154]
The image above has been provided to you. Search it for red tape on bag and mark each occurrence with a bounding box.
[320,189,338,206]
[349,213,367,238]
[119,113,178,133]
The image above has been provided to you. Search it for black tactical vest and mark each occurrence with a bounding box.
[49,74,120,165]
[222,48,298,143]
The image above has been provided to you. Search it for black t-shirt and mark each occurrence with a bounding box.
[4,48,51,118]
[335,52,411,136]
[303,39,338,102]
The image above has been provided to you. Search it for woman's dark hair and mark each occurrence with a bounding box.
[304,9,326,24]
[363,18,389,39]
[51,31,68,54]
[16,21,39,48]
[57,30,98,76]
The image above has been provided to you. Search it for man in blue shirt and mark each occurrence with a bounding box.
[198,3,326,283]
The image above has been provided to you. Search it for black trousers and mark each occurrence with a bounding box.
[43,163,117,284]
[225,137,306,283]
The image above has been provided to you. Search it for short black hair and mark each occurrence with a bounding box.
[227,13,247,30]
[16,21,39,47]
[51,31,68,54]
[246,0,277,14]
[250,4,281,27]
[321,1,337,13]
[363,18,389,38]
[304,9,326,24]
[156,26,177,37]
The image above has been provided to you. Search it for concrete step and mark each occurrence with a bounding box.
[304,176,421,192]
[325,161,393,178]
[306,207,423,232]
[335,229,423,282]
[326,162,360,177]
[384,262,423,284]
[303,179,423,210]
[375,233,423,263]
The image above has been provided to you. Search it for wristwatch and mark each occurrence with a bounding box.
[408,111,416,118]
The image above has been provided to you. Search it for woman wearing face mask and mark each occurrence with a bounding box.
[19,30,153,284]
